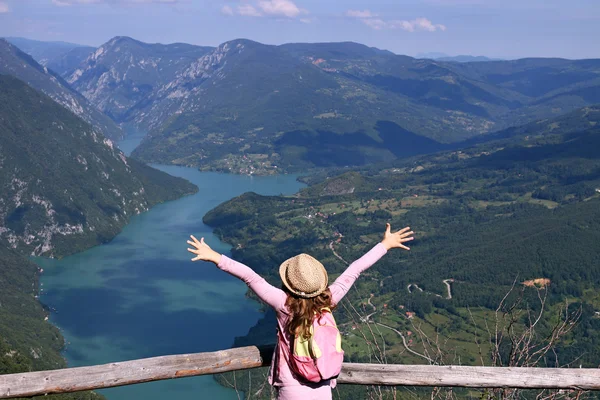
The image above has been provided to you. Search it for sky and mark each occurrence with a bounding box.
[0,0,598,59]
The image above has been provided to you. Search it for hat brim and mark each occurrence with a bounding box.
[279,256,328,298]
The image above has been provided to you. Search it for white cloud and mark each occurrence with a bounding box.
[226,0,306,19]
[390,17,447,32]
[257,0,302,18]
[345,8,445,32]
[345,9,377,18]
[237,3,262,17]
[221,4,234,15]
[0,1,9,13]
[362,18,387,30]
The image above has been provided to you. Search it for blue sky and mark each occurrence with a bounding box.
[0,0,598,59]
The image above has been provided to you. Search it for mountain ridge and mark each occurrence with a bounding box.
[5,36,96,84]
[0,39,123,140]
[0,74,197,257]
[60,36,600,172]
[67,35,214,128]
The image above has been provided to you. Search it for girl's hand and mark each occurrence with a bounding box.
[187,235,222,264]
[381,223,414,251]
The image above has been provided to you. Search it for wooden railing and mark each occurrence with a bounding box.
[1,345,600,398]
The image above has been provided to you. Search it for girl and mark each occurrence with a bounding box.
[187,223,414,400]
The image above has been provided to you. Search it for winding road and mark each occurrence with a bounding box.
[407,279,454,300]
[329,240,349,265]
[361,294,378,322]
[442,279,454,299]
[375,322,434,363]
[407,283,424,293]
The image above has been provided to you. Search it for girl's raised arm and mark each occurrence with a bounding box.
[329,224,413,305]
[187,236,287,312]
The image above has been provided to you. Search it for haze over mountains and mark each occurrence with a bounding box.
[4,37,95,76]
[416,52,504,62]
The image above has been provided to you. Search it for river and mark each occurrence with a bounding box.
[37,137,305,399]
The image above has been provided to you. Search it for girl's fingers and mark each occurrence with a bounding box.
[187,240,203,250]
[395,226,411,234]
[385,223,391,234]
[188,237,208,249]
[399,244,410,250]
[190,235,201,245]
[187,248,200,254]
[192,255,202,261]
[400,237,414,243]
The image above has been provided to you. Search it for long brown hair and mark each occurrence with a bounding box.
[284,288,334,339]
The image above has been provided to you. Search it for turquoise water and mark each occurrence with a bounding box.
[37,166,305,400]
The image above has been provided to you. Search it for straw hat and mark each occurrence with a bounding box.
[279,253,328,298]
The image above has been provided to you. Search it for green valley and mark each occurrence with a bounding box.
[204,107,600,398]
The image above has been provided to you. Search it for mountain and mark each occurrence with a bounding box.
[5,36,95,78]
[436,55,501,62]
[0,39,121,140]
[460,105,600,148]
[130,39,493,169]
[445,58,600,128]
[0,74,197,257]
[49,46,97,77]
[4,37,92,66]
[416,51,450,59]
[67,36,214,127]
[65,37,600,171]
[416,52,502,62]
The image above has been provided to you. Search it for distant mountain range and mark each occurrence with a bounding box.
[416,52,504,62]
[6,36,600,171]
[0,39,122,139]
[4,37,94,77]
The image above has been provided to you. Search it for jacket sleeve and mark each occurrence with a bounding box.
[329,243,387,306]
[217,255,287,312]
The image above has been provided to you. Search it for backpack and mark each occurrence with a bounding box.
[288,308,344,383]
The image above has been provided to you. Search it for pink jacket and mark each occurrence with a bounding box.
[217,243,387,388]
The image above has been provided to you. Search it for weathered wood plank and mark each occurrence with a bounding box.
[338,363,600,389]
[2,345,600,399]
[0,345,273,399]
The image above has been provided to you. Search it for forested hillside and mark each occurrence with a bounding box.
[0,75,197,257]
[0,75,198,399]
[0,245,104,400]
